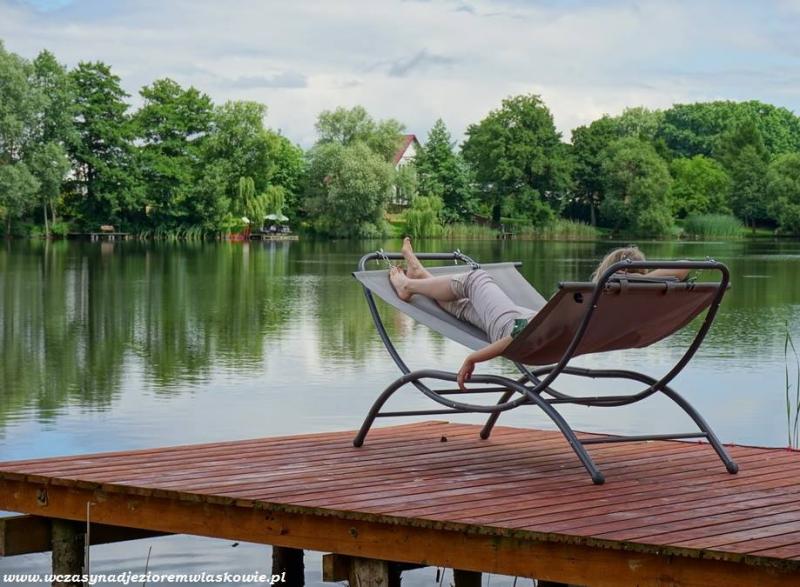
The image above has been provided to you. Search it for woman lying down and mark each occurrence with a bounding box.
[388,238,689,391]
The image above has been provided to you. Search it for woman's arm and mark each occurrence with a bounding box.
[457,336,513,391]
[643,267,690,280]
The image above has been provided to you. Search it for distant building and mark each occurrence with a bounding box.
[392,134,420,206]
[393,134,420,169]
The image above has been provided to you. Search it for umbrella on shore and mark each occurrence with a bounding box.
[265,213,289,222]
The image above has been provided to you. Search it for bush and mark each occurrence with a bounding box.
[682,214,743,239]
[518,219,599,240]
[442,223,497,240]
[50,221,70,238]
[402,195,444,238]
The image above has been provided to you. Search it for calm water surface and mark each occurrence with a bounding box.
[1,238,799,583]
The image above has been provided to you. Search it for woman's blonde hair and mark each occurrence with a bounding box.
[591,246,646,282]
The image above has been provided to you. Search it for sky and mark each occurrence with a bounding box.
[2,0,800,147]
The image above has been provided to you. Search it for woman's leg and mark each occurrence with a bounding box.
[401,237,431,279]
[400,237,471,318]
[389,266,459,302]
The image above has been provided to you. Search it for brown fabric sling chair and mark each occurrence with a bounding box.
[352,250,738,485]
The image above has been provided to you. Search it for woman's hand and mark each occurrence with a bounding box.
[457,354,476,391]
[455,336,514,391]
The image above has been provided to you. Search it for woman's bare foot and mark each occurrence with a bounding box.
[401,237,430,279]
[389,265,413,301]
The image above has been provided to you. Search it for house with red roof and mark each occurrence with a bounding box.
[393,134,420,168]
[392,134,420,206]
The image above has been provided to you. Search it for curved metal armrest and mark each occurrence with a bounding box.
[521,259,730,396]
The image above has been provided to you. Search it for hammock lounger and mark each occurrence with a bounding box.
[352,250,738,485]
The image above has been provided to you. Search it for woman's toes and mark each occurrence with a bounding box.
[389,267,412,301]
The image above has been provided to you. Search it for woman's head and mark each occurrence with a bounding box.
[591,246,646,282]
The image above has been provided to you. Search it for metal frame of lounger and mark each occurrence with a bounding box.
[352,250,739,485]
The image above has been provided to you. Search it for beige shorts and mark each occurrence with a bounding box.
[442,269,536,342]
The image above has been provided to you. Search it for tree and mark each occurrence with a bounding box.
[669,156,731,218]
[415,119,475,222]
[305,142,394,237]
[134,78,213,228]
[31,50,76,147]
[403,195,444,238]
[67,61,143,228]
[660,101,800,159]
[766,153,800,235]
[233,176,269,226]
[715,121,769,227]
[570,116,619,225]
[314,106,405,161]
[0,163,39,235]
[0,41,42,165]
[29,50,75,235]
[599,137,673,237]
[615,107,663,142]
[264,134,304,219]
[461,94,572,224]
[195,101,298,230]
[27,142,70,235]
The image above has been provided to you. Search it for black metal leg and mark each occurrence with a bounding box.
[353,375,409,447]
[519,389,605,485]
[659,385,739,474]
[480,390,515,439]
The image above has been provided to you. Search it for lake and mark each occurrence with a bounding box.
[1,238,799,584]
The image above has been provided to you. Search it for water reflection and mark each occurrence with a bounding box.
[1,238,799,443]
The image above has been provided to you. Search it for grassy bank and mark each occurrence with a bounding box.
[681,214,745,239]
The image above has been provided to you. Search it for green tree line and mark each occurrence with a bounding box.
[3,40,800,238]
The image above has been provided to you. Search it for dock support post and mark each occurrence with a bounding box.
[51,519,84,586]
[272,546,304,587]
[453,569,482,587]
[324,554,408,587]
[347,557,398,587]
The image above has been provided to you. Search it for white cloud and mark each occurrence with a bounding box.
[2,0,798,146]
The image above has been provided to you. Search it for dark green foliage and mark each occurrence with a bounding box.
[315,105,405,162]
[599,138,673,237]
[305,142,394,237]
[6,37,800,241]
[403,195,444,238]
[415,119,476,221]
[66,61,143,228]
[134,78,213,228]
[669,156,731,217]
[716,121,770,227]
[570,116,618,225]
[767,153,800,236]
[0,162,39,234]
[462,94,572,224]
[660,101,800,159]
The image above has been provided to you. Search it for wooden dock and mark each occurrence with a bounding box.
[88,232,130,241]
[2,421,800,586]
[250,233,299,241]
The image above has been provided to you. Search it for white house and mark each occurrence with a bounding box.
[392,134,420,206]
[393,134,420,168]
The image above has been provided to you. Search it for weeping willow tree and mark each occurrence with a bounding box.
[264,185,286,216]
[403,195,444,238]
[236,176,269,224]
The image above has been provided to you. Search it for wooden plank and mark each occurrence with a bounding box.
[0,477,797,587]
[0,515,168,555]
[0,515,50,556]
